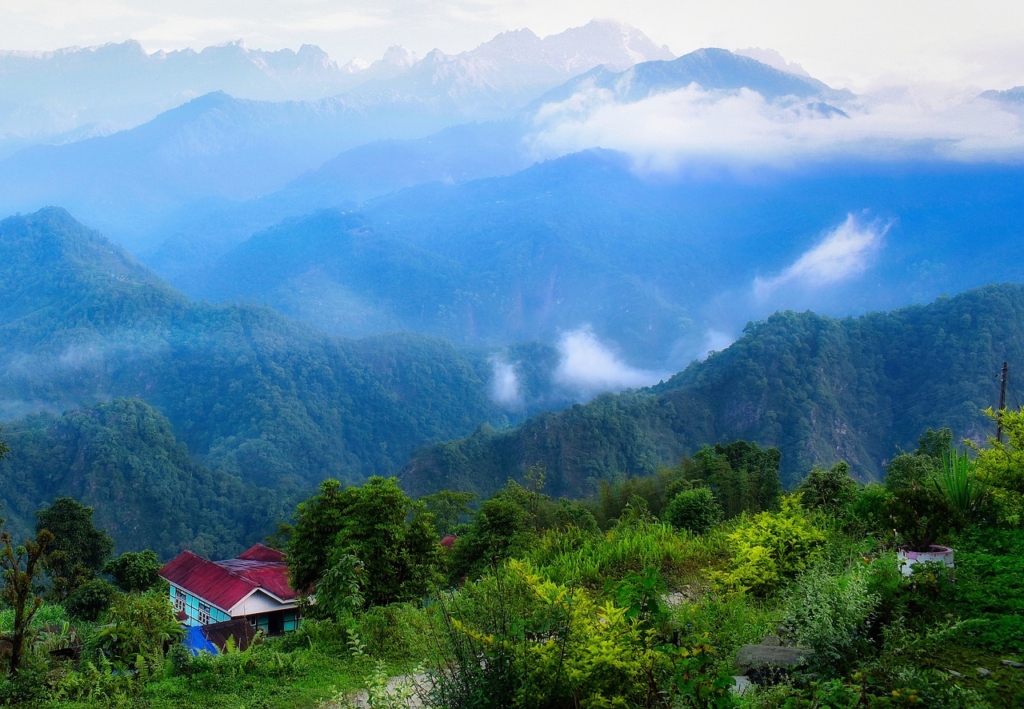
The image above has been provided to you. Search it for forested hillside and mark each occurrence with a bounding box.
[0,208,505,491]
[0,398,279,559]
[401,284,1024,497]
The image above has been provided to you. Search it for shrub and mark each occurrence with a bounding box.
[885,483,955,551]
[850,484,894,537]
[663,487,724,534]
[427,559,735,708]
[529,513,711,588]
[65,578,117,621]
[719,495,825,596]
[308,552,364,620]
[357,603,431,661]
[87,590,182,665]
[781,563,879,676]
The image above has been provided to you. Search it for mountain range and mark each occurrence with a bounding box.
[1,208,1023,556]
[0,20,672,152]
[175,153,1024,370]
[0,43,836,254]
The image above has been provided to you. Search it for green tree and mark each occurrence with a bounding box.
[970,407,1024,526]
[917,427,954,459]
[798,461,859,513]
[88,591,182,664]
[448,496,530,582]
[681,442,782,519]
[288,477,440,608]
[287,479,350,593]
[0,523,54,677]
[36,497,114,600]
[102,550,162,593]
[65,578,118,621]
[421,490,477,536]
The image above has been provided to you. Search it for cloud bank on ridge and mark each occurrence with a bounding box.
[554,326,662,393]
[526,83,1024,170]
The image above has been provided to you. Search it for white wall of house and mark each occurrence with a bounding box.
[228,589,297,617]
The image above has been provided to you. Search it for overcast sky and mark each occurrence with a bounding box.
[1,0,1022,91]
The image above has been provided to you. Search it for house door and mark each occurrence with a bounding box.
[268,612,284,635]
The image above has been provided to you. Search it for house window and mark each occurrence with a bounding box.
[198,602,211,625]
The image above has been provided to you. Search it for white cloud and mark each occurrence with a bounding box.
[489,357,522,408]
[702,329,736,356]
[753,214,887,299]
[554,326,661,392]
[526,83,1024,170]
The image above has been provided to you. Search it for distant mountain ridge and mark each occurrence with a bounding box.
[532,47,848,106]
[183,153,1024,369]
[0,20,672,146]
[0,22,680,250]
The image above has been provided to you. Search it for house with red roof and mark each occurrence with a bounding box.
[159,543,300,635]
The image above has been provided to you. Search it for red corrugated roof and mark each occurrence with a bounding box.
[215,559,295,601]
[236,543,286,562]
[159,548,296,612]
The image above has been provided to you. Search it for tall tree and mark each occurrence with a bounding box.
[0,523,54,677]
[36,497,114,600]
[288,477,440,608]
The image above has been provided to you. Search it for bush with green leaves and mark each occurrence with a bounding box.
[64,578,117,621]
[102,549,162,593]
[427,559,735,709]
[719,495,825,596]
[798,461,859,514]
[87,590,182,665]
[885,483,955,551]
[663,487,723,534]
[309,552,364,620]
[781,563,879,676]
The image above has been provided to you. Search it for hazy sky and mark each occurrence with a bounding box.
[1,0,1022,90]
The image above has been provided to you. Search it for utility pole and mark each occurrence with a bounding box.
[997,361,1008,443]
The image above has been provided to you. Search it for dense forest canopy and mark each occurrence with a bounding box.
[0,208,507,490]
[402,283,1024,497]
[0,398,280,559]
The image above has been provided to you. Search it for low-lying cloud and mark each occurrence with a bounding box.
[754,214,888,299]
[489,357,522,408]
[526,83,1024,170]
[554,326,662,393]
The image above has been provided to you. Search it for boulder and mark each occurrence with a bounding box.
[734,644,814,676]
